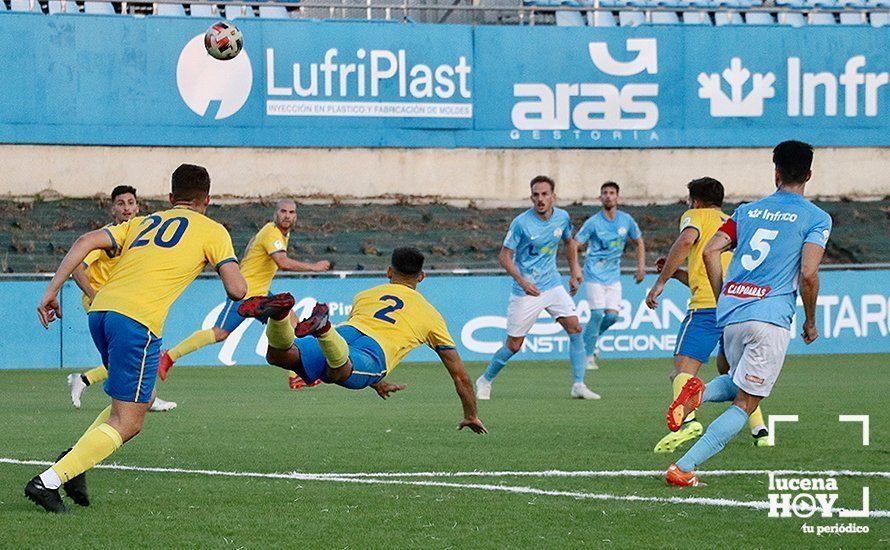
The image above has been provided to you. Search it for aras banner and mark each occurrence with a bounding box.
[0,270,887,370]
[0,14,887,148]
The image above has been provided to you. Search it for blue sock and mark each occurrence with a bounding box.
[599,312,619,335]
[569,333,586,383]
[703,374,739,403]
[676,405,748,472]
[483,346,516,381]
[583,309,604,357]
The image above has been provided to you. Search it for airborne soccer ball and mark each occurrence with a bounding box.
[204,21,243,61]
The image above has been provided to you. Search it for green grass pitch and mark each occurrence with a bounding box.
[0,354,887,548]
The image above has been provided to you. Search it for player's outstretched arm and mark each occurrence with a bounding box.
[218,262,247,302]
[702,231,733,301]
[799,242,825,345]
[499,246,538,297]
[645,228,697,309]
[272,253,331,273]
[37,230,113,328]
[436,348,487,434]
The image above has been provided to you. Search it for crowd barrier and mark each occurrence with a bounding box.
[1,14,887,148]
[1,269,887,370]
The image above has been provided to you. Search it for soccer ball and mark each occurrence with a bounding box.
[204,21,243,61]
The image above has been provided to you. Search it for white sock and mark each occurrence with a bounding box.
[39,467,62,490]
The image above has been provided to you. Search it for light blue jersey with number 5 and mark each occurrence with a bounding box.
[503,208,574,296]
[717,190,832,329]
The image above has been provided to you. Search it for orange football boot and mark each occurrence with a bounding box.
[666,376,705,432]
[666,464,705,487]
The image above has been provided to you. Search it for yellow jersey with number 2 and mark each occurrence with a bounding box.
[680,208,733,310]
[90,206,238,337]
[344,283,456,373]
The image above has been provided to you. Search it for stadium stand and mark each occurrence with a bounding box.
[1,0,884,26]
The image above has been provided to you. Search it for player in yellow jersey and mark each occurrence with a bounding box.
[26,164,246,513]
[158,199,330,387]
[645,178,769,452]
[239,247,487,434]
[66,185,176,412]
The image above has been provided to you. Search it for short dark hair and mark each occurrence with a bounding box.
[111,185,137,201]
[773,140,814,185]
[391,247,425,276]
[530,175,555,192]
[687,177,724,207]
[601,181,620,193]
[171,164,211,203]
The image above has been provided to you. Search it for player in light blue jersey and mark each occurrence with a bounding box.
[569,182,645,369]
[665,141,831,487]
[475,176,600,400]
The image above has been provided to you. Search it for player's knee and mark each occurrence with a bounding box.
[212,327,230,342]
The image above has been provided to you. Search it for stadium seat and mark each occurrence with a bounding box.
[682,10,711,22]
[155,2,187,14]
[871,11,889,24]
[808,11,836,22]
[10,0,42,12]
[587,9,618,24]
[225,4,255,17]
[715,10,744,23]
[84,0,116,12]
[838,10,866,22]
[865,0,889,7]
[745,10,774,22]
[48,0,80,11]
[618,9,646,24]
[258,4,288,17]
[190,3,215,15]
[777,11,806,24]
[555,9,585,23]
[650,9,680,21]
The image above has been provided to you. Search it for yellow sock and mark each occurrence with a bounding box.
[266,317,295,349]
[168,329,217,361]
[52,423,122,483]
[77,406,112,444]
[317,328,350,368]
[748,406,766,431]
[673,373,696,422]
[83,365,108,386]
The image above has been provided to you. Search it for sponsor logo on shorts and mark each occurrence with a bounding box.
[724,281,771,299]
[746,374,765,385]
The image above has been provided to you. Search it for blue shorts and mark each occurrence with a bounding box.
[88,311,162,403]
[674,308,724,365]
[293,325,387,390]
[215,293,272,332]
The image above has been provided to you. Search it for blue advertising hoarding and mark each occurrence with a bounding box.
[0,14,887,148]
[0,270,887,370]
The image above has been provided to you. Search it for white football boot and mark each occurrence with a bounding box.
[475,375,492,401]
[149,397,177,412]
[67,373,87,409]
[571,382,601,400]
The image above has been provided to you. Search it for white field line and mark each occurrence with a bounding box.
[2,458,887,518]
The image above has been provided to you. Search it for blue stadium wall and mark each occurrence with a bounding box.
[1,14,888,149]
[1,270,888,369]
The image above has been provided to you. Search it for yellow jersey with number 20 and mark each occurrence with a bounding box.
[344,282,456,373]
[680,208,733,310]
[90,206,238,337]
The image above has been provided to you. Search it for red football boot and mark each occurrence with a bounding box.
[289,374,306,390]
[294,302,331,338]
[666,464,705,487]
[666,376,705,432]
[158,350,174,381]
[237,293,295,322]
